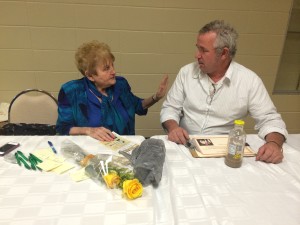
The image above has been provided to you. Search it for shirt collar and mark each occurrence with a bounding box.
[198,61,233,83]
[204,61,234,86]
[223,61,234,84]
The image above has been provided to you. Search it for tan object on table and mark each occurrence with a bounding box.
[189,135,256,158]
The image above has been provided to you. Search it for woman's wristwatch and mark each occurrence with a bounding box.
[152,94,159,102]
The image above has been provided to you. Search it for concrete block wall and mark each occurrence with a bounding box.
[0,0,299,136]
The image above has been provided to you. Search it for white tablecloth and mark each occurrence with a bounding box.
[152,134,300,225]
[0,136,153,225]
[287,134,300,151]
[1,135,300,225]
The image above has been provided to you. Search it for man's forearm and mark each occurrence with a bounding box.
[162,120,179,133]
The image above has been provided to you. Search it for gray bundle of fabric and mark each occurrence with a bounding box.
[119,138,166,187]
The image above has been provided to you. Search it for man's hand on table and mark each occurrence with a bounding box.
[163,120,189,145]
[256,133,285,164]
[256,142,284,164]
[167,127,189,145]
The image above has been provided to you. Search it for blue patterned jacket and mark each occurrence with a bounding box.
[56,76,147,135]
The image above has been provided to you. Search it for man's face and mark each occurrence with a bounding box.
[195,32,222,75]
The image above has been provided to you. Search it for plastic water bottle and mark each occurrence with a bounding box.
[224,120,246,168]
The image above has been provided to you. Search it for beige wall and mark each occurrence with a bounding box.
[0,0,299,136]
[275,0,300,92]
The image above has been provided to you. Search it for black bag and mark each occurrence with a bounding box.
[0,123,56,135]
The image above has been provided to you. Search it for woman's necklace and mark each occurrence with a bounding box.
[89,88,103,103]
[88,88,113,103]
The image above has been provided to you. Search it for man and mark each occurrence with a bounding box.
[160,20,287,164]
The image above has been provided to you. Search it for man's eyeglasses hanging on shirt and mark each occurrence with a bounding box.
[206,83,216,105]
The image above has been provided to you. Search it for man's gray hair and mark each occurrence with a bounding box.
[199,20,238,59]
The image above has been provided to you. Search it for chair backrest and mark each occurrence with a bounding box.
[8,89,58,125]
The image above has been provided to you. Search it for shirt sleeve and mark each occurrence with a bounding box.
[160,66,186,124]
[248,76,288,140]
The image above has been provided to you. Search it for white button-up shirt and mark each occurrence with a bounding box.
[160,61,288,139]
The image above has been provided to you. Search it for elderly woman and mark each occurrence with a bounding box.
[56,40,168,141]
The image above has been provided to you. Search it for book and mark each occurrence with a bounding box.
[188,135,256,158]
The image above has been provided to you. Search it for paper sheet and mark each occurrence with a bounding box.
[70,168,90,182]
[52,162,75,174]
[37,159,62,171]
[101,132,139,153]
[33,148,56,160]
[34,148,74,173]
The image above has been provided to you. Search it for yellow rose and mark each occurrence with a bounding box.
[103,173,121,189]
[123,179,143,200]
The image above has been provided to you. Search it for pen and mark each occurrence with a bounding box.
[48,141,57,154]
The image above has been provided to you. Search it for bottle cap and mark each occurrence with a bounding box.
[234,120,245,125]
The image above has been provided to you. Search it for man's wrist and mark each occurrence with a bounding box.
[162,120,179,133]
[265,140,283,152]
[265,132,285,152]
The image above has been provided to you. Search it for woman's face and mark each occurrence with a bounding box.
[87,61,116,92]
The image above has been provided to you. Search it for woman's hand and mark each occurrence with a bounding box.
[142,75,169,109]
[86,127,115,141]
[70,126,115,141]
[155,75,169,101]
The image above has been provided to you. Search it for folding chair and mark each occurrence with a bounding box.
[8,89,58,125]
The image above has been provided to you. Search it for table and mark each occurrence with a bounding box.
[1,134,300,225]
[0,135,154,225]
[287,134,300,150]
[151,134,300,225]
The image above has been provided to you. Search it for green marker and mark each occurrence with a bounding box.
[28,156,37,170]
[19,156,31,170]
[15,153,22,166]
[29,153,43,163]
[17,151,29,161]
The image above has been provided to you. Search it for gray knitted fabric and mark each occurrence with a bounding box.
[120,138,166,187]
